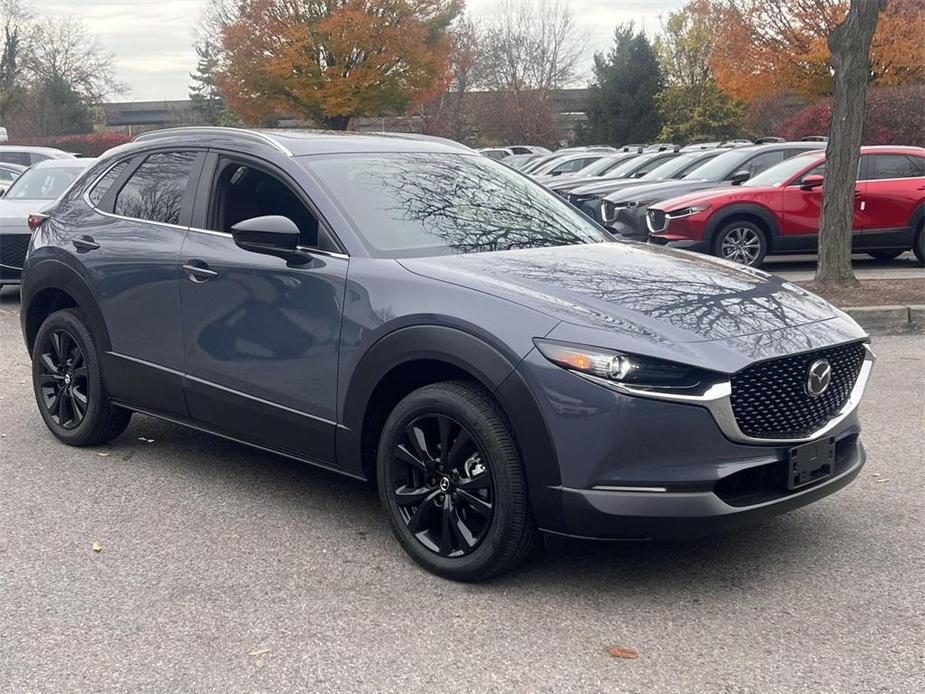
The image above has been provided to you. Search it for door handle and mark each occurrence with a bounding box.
[182,261,218,282]
[72,235,99,252]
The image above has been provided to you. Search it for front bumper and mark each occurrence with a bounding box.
[554,436,864,540]
[647,235,710,254]
[517,338,872,540]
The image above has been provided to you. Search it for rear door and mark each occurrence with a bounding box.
[81,149,205,416]
[857,153,925,249]
[178,151,348,465]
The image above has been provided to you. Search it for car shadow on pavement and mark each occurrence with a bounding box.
[111,411,840,598]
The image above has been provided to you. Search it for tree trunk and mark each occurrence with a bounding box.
[323,114,351,131]
[815,0,884,284]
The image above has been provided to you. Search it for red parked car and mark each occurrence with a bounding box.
[646,146,925,266]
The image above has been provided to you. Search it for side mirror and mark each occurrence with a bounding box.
[800,174,825,190]
[729,169,751,185]
[230,215,310,266]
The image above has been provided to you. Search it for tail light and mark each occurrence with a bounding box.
[27,213,49,232]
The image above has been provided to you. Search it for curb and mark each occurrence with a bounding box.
[843,304,924,334]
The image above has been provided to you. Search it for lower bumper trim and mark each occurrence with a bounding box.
[551,440,865,541]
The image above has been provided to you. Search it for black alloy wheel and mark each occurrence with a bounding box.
[37,328,89,430]
[391,414,494,557]
[32,309,131,446]
[377,381,538,581]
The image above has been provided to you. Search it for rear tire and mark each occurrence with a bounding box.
[377,381,538,581]
[712,220,768,266]
[866,249,904,261]
[32,309,131,446]
[913,222,924,265]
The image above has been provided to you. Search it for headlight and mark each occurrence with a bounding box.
[667,204,710,218]
[602,200,638,223]
[534,339,724,394]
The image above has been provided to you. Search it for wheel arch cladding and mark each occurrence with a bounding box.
[22,260,111,355]
[706,204,780,250]
[338,325,566,533]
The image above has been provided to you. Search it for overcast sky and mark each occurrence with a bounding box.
[34,0,683,102]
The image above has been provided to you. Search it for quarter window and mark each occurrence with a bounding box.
[87,161,128,207]
[113,151,198,225]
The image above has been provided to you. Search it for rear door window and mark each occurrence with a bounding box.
[866,154,925,180]
[113,152,199,225]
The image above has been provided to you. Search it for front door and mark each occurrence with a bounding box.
[178,154,347,465]
[781,162,866,251]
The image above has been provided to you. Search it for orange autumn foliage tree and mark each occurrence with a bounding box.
[710,0,924,101]
[216,0,461,129]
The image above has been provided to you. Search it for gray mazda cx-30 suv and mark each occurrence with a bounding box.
[20,128,874,581]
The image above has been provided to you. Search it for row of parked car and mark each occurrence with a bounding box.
[0,146,97,288]
[480,139,925,267]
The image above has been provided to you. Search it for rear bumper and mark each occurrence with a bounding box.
[548,438,865,541]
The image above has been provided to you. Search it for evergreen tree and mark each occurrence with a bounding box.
[580,24,663,145]
[189,40,233,126]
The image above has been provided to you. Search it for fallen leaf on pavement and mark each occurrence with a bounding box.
[608,646,638,659]
[249,648,271,657]
[91,542,102,552]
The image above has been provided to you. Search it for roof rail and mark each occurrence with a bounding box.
[133,127,293,156]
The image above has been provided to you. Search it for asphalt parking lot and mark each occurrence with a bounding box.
[1,286,923,693]
[765,251,923,281]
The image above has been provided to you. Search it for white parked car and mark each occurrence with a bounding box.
[0,146,76,167]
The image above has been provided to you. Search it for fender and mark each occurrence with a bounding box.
[704,203,782,250]
[20,258,111,355]
[337,324,565,532]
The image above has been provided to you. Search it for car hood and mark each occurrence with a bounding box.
[398,243,856,365]
[565,177,661,196]
[653,185,780,212]
[603,179,730,204]
[0,198,50,226]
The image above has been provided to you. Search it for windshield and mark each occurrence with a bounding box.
[304,153,612,258]
[640,153,710,180]
[681,149,750,181]
[743,154,822,187]
[522,154,558,174]
[603,154,655,179]
[5,166,81,200]
[577,155,625,177]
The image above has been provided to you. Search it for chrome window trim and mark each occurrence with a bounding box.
[186,226,350,259]
[579,343,876,445]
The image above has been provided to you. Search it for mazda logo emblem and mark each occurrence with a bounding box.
[806,359,832,397]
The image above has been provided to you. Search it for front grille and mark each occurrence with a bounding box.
[0,233,30,269]
[730,342,866,439]
[647,209,667,232]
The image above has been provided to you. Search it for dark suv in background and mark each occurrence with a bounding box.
[20,128,873,581]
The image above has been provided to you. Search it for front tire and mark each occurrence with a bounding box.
[32,309,131,446]
[713,220,768,266]
[866,249,904,261]
[377,381,538,581]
